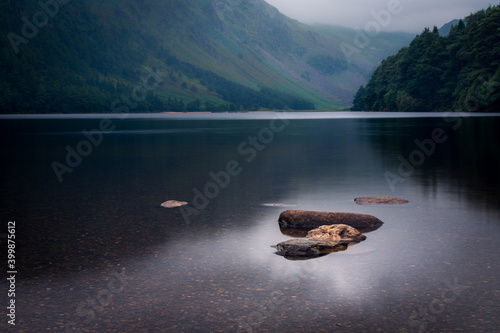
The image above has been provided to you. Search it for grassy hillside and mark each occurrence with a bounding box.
[0,0,412,113]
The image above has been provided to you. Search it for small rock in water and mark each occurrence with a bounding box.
[161,200,188,208]
[275,239,348,259]
[306,224,366,244]
[354,196,409,205]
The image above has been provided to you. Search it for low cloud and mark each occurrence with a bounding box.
[264,0,496,32]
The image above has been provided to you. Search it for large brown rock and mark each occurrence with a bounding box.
[278,210,383,233]
[274,239,348,259]
[354,196,408,205]
[306,224,366,244]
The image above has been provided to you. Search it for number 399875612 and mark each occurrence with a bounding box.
[7,221,16,269]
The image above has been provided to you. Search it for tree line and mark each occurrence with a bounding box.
[352,5,500,112]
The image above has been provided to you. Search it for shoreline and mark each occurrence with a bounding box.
[1,111,500,120]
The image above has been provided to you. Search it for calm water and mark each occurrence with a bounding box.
[1,112,500,332]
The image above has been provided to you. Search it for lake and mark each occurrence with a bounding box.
[1,112,500,332]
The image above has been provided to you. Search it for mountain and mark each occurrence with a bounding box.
[0,0,412,113]
[353,5,500,112]
[438,19,462,36]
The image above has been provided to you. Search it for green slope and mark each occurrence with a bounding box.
[0,0,412,113]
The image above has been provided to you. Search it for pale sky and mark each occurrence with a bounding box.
[264,0,497,32]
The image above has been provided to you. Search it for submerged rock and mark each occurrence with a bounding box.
[278,210,383,233]
[354,196,408,205]
[306,224,366,244]
[161,200,188,208]
[260,203,296,208]
[275,239,348,259]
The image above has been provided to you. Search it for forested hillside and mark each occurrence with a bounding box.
[352,5,500,112]
[0,0,318,113]
[0,0,412,113]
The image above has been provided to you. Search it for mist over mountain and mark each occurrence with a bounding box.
[0,0,412,113]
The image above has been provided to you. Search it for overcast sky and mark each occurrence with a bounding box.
[264,0,497,32]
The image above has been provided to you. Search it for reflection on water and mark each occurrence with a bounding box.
[1,113,499,332]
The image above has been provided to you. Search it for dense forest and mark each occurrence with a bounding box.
[352,5,500,112]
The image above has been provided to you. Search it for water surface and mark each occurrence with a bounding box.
[1,112,499,332]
